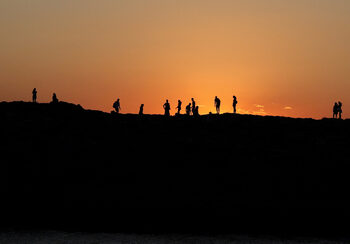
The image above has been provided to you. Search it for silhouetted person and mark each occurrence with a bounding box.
[163,99,171,116]
[193,106,199,117]
[191,98,196,115]
[139,104,144,115]
[113,99,121,113]
[51,93,58,104]
[176,100,182,115]
[338,101,343,119]
[186,103,191,116]
[333,102,338,119]
[32,88,37,103]
[233,96,238,114]
[214,96,221,114]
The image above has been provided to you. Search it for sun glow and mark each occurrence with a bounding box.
[0,1,349,118]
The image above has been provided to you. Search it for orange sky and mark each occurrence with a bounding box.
[1,0,349,118]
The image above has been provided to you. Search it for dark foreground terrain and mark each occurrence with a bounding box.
[0,101,350,238]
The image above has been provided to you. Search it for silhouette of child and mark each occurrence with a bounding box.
[194,106,199,116]
[32,88,37,103]
[139,104,144,115]
[163,99,171,116]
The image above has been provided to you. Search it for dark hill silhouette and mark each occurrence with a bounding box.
[1,101,350,237]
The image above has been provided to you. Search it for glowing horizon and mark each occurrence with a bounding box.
[1,0,349,118]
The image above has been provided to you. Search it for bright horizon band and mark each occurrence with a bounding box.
[1,1,349,118]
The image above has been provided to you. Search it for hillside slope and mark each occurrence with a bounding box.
[1,101,350,235]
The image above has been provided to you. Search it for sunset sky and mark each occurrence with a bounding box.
[1,0,349,118]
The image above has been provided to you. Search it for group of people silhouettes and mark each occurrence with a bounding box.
[32,88,59,104]
[32,88,344,119]
[333,101,343,119]
[166,98,199,116]
[177,98,199,116]
[162,96,237,116]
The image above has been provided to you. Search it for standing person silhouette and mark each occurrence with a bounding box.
[163,99,171,116]
[176,100,182,115]
[186,103,191,116]
[191,98,196,115]
[214,96,221,114]
[113,99,121,114]
[333,102,339,119]
[139,104,144,115]
[51,93,58,104]
[32,88,37,103]
[338,101,343,119]
[233,96,238,114]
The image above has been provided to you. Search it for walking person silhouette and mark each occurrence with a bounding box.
[333,102,339,119]
[32,88,37,103]
[113,99,121,113]
[233,96,238,114]
[214,96,221,114]
[191,98,196,115]
[186,103,191,116]
[338,101,343,119]
[139,104,144,115]
[163,99,171,116]
[176,100,182,115]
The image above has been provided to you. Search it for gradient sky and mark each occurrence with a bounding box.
[1,0,349,118]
